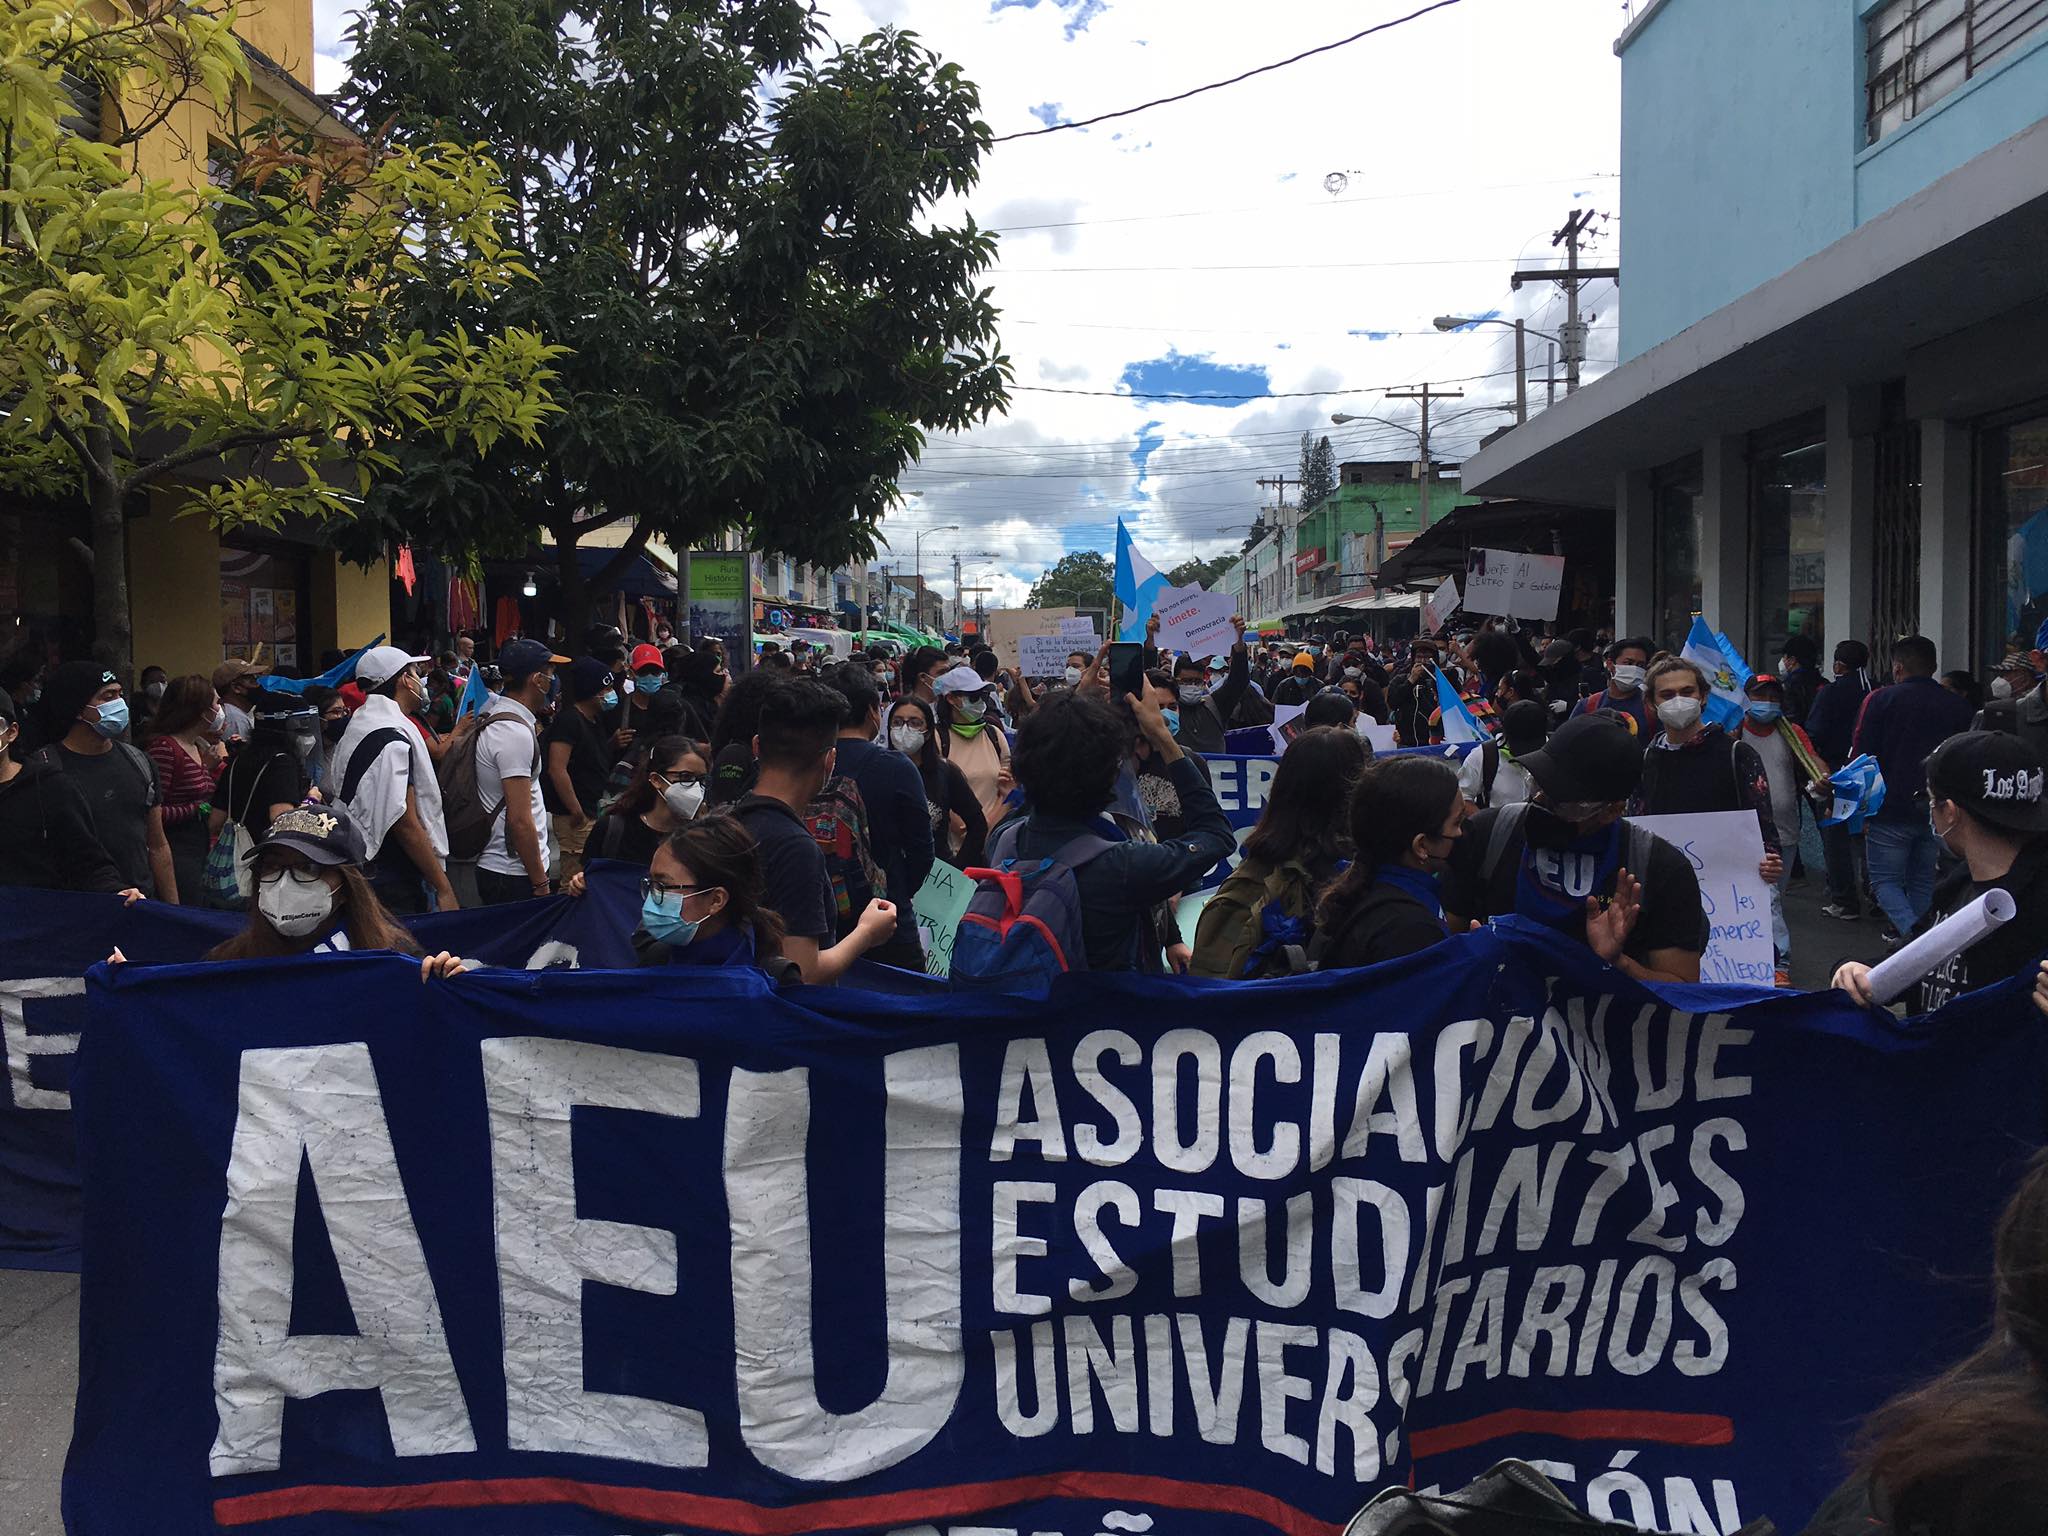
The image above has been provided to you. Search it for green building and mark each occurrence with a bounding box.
[1292,460,1480,602]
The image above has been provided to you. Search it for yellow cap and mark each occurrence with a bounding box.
[1292,652,1315,669]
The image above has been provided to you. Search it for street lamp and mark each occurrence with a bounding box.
[1432,315,1567,426]
[912,524,960,629]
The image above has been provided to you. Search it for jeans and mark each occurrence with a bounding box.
[1865,818,1939,934]
[1820,818,1864,910]
[477,866,545,906]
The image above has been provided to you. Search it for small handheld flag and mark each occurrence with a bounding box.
[456,663,491,721]
[1114,520,1173,641]
[1821,753,1888,829]
[1681,615,1754,731]
[1432,666,1488,746]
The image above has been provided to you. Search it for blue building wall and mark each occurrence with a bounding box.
[1618,0,2048,360]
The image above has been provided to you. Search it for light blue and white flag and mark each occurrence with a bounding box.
[1681,614,1754,730]
[1433,666,1488,745]
[1114,519,1172,641]
[253,634,386,697]
[456,661,491,721]
[1821,752,1888,829]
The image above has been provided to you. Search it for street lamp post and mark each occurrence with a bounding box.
[1432,316,1567,426]
[912,524,960,631]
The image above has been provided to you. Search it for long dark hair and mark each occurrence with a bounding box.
[886,695,948,801]
[708,669,782,762]
[147,675,215,740]
[612,735,704,820]
[668,816,786,962]
[676,647,725,708]
[1242,726,1367,875]
[1854,1151,2048,1534]
[207,861,421,960]
[1318,755,1462,928]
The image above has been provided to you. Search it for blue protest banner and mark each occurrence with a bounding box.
[63,923,2046,1535]
[0,863,643,1271]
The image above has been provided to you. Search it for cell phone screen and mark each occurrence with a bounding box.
[1107,642,1145,702]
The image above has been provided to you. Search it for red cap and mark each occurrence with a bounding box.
[630,643,666,673]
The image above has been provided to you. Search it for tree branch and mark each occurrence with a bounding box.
[119,426,326,495]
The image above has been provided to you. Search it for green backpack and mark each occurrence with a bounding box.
[1189,856,1320,980]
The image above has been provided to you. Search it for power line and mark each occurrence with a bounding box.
[996,257,1526,273]
[1007,362,1523,401]
[991,0,1466,143]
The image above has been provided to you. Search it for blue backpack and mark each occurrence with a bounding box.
[951,821,1116,986]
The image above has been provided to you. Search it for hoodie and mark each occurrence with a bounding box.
[0,753,128,892]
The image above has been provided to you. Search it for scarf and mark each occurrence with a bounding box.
[1374,862,1443,920]
[1514,818,1624,931]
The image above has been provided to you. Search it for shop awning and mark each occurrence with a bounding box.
[1374,499,1602,590]
[573,547,675,599]
[1282,590,1422,622]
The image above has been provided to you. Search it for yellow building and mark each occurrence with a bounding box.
[1,0,391,684]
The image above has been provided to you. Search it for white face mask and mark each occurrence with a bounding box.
[257,868,336,938]
[1611,663,1647,692]
[1656,695,1702,731]
[1064,667,1082,686]
[890,724,928,755]
[659,779,706,821]
[207,703,227,733]
[1991,676,2016,701]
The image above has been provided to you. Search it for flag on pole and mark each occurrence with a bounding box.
[1681,615,1754,730]
[1820,753,1887,829]
[1432,666,1488,745]
[1114,519,1172,641]
[252,635,386,697]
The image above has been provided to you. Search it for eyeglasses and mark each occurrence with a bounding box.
[641,878,717,900]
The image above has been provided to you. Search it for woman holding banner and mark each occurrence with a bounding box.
[634,817,806,982]
[204,804,465,980]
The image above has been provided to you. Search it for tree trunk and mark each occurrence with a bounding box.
[552,524,587,645]
[86,424,133,683]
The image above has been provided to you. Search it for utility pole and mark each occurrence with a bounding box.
[1512,209,1619,395]
[1546,342,1558,406]
[1256,476,1299,600]
[1385,384,1463,531]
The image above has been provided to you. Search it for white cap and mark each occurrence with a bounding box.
[354,645,431,689]
[930,664,987,696]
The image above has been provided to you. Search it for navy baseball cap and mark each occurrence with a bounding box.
[567,657,614,701]
[499,638,570,683]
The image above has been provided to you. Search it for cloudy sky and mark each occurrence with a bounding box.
[312,0,1626,612]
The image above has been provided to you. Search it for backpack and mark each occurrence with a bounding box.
[202,748,284,907]
[952,820,1115,986]
[1189,856,1319,979]
[1474,740,1502,809]
[803,774,888,937]
[435,711,537,862]
[1478,801,1660,889]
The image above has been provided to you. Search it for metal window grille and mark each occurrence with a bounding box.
[1866,0,2048,144]
[58,69,102,141]
[1869,419,1921,677]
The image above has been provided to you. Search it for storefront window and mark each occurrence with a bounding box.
[1751,426,1827,661]
[1651,456,1702,651]
[1980,410,2048,665]
[220,545,308,670]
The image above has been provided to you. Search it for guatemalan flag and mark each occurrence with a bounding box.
[1114,519,1173,641]
[1681,614,1754,731]
[1821,753,1888,829]
[456,661,491,720]
[253,635,386,698]
[1433,666,1488,745]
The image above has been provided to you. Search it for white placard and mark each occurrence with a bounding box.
[1423,575,1459,634]
[1016,634,1074,678]
[1463,548,1567,621]
[1268,702,1307,754]
[987,607,1072,671]
[1058,618,1101,650]
[1360,721,1399,753]
[1631,810,1774,986]
[1866,888,2017,1004]
[1155,583,1238,658]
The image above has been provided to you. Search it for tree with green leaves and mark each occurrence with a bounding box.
[334,0,1012,630]
[1165,553,1234,591]
[1298,431,1337,511]
[0,0,560,675]
[1027,550,1113,613]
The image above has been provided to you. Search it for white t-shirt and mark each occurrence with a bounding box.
[1745,725,1802,850]
[476,698,550,877]
[1457,742,1535,809]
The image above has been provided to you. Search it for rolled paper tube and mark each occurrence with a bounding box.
[1865,888,2018,1005]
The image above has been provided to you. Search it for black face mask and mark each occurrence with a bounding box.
[1523,803,1576,850]
[322,717,348,746]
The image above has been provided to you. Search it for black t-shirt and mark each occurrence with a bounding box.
[586,807,667,868]
[542,706,612,817]
[220,744,306,841]
[1441,806,1709,964]
[1913,839,2048,1013]
[41,743,159,894]
[1318,885,1448,969]
[735,795,833,943]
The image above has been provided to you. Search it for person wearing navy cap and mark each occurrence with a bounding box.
[543,656,617,882]
[474,637,568,905]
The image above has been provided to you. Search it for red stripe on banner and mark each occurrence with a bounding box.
[213,1470,1345,1535]
[1410,1407,1735,1459]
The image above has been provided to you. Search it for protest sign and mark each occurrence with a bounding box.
[1017,634,1075,679]
[988,608,1073,672]
[0,866,642,1271]
[1422,575,1459,634]
[1632,810,1775,985]
[1361,721,1399,753]
[1463,549,1567,621]
[911,862,976,976]
[1155,583,1238,659]
[1059,617,1102,651]
[64,926,2048,1536]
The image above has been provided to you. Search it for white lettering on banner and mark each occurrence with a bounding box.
[0,977,83,1111]
[209,1044,475,1476]
[482,1037,706,1466]
[724,1046,965,1482]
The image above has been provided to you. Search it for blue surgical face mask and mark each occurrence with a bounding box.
[90,697,129,738]
[636,673,666,694]
[1160,707,1181,738]
[1746,701,1783,725]
[640,888,700,946]
[599,688,619,710]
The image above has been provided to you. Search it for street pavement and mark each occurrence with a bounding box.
[0,871,1893,1533]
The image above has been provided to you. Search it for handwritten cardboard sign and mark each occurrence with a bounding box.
[1632,809,1774,986]
[1155,584,1237,659]
[1463,548,1566,621]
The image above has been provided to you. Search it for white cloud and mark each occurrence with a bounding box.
[316,0,1626,600]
